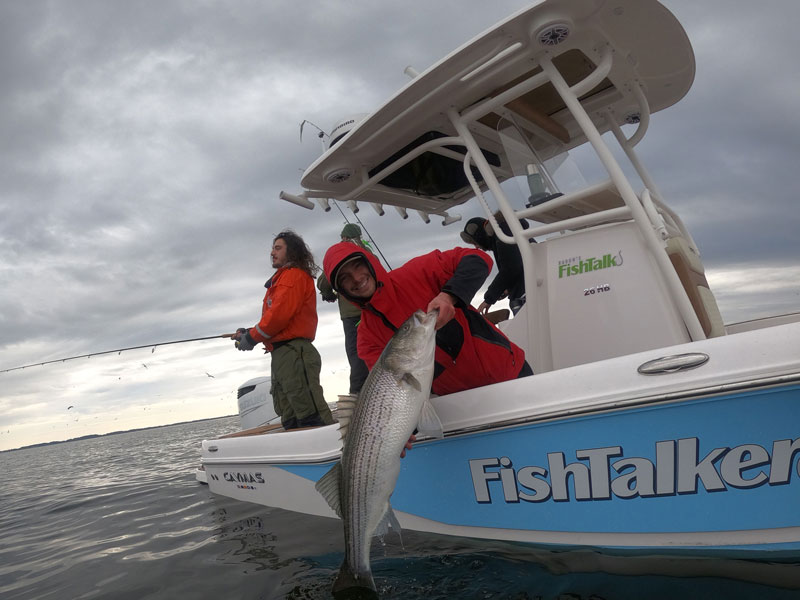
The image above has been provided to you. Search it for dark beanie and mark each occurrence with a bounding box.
[341,223,362,239]
[460,217,490,249]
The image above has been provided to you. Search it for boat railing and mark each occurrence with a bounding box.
[445,38,708,369]
[462,163,633,241]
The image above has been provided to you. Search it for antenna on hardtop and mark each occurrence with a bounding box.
[299,120,328,152]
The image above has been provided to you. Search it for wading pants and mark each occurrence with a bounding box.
[270,338,333,429]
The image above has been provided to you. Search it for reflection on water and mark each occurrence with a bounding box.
[214,509,283,571]
[0,416,797,600]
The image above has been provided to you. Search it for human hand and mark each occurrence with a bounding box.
[236,331,256,351]
[400,434,417,458]
[477,301,491,315]
[426,292,456,329]
[233,327,247,341]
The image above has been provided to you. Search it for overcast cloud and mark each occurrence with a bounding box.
[1,0,798,451]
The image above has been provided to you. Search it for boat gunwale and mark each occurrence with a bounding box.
[200,372,800,467]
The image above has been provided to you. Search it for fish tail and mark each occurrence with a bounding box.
[332,559,377,598]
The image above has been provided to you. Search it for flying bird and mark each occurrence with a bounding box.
[142,363,148,369]
[67,405,74,410]
[205,372,215,378]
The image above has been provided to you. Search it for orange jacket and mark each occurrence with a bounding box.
[248,266,318,352]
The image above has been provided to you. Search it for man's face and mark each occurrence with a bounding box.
[271,238,288,269]
[336,259,376,299]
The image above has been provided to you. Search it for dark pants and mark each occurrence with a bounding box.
[342,316,369,395]
[270,339,334,429]
[509,294,526,315]
[518,360,534,378]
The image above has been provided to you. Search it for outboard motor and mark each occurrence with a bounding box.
[236,376,277,430]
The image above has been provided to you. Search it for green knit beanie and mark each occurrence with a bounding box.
[340,224,362,239]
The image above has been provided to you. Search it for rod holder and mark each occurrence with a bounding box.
[442,212,462,226]
[279,191,314,210]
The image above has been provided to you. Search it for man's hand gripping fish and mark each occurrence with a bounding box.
[315,309,444,597]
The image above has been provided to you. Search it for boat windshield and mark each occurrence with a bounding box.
[491,117,609,227]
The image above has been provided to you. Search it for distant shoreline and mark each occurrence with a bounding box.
[0,414,237,454]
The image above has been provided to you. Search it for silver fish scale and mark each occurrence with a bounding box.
[340,358,428,577]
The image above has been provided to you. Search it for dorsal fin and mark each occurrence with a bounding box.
[335,394,357,444]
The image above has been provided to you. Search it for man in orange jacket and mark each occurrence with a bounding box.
[234,230,333,430]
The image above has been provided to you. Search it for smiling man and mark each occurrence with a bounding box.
[323,242,531,397]
[233,230,333,430]
[316,224,372,396]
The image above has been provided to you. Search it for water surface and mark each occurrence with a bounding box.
[0,417,796,599]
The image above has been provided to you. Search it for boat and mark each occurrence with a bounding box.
[198,0,800,565]
[195,376,278,484]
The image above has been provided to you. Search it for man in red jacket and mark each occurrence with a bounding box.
[322,242,531,397]
[234,230,334,430]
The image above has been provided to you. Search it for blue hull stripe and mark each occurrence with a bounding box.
[281,384,800,540]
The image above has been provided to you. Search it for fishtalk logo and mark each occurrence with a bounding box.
[469,437,799,504]
[558,251,623,278]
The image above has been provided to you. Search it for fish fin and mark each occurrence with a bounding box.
[336,395,357,444]
[332,558,377,598]
[387,503,403,549]
[416,398,444,439]
[314,462,343,518]
[374,503,402,538]
[389,505,404,549]
[399,372,421,392]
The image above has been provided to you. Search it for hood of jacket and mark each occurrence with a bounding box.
[322,241,388,306]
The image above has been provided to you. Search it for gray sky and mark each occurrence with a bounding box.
[1,0,798,451]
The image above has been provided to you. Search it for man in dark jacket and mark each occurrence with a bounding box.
[317,223,370,395]
[460,216,532,315]
[322,242,531,397]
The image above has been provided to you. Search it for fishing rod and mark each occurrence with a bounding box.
[0,333,236,374]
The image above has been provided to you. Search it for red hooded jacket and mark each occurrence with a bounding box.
[322,242,527,396]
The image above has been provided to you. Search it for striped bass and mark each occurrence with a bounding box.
[315,309,443,597]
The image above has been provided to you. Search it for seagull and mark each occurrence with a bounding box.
[142,363,148,369]
[67,405,74,410]
[205,372,215,378]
